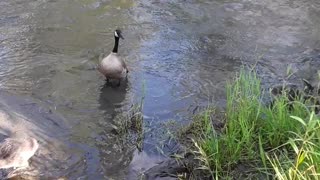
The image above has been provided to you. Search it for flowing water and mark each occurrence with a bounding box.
[0,0,319,179]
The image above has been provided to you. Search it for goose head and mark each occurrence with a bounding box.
[114,29,124,39]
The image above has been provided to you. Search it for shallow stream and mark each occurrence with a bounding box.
[0,0,319,179]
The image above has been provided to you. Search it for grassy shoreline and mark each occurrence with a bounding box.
[182,69,320,179]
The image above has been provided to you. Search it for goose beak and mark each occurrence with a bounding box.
[119,34,124,39]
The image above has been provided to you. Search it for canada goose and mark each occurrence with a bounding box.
[0,137,39,169]
[98,29,128,86]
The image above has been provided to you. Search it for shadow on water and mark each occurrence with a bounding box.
[97,80,168,179]
[97,80,132,179]
[98,80,129,118]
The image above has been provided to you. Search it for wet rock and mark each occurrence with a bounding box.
[144,158,187,180]
[270,83,300,101]
[0,90,78,179]
[269,79,320,113]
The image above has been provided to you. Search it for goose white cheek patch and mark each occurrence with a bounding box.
[114,31,119,37]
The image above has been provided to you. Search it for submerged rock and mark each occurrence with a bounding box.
[0,90,75,179]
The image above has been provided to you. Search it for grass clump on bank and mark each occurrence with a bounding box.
[189,69,320,179]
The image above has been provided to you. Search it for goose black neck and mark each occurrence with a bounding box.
[112,36,120,53]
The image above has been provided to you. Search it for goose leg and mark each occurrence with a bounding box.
[105,78,110,83]
[117,79,121,87]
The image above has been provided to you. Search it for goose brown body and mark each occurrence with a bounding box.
[98,52,128,79]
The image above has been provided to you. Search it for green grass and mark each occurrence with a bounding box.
[263,113,320,180]
[189,68,320,179]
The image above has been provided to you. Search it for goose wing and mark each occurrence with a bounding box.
[119,56,128,72]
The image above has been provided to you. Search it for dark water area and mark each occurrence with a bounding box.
[0,0,319,179]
